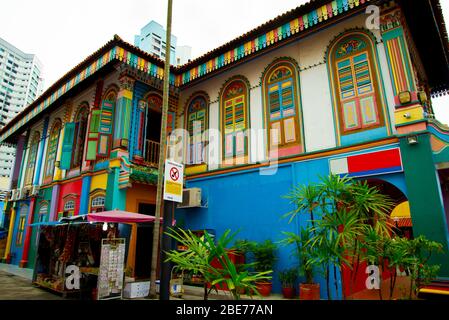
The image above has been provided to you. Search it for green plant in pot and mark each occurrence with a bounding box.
[249,239,277,297]
[280,227,321,300]
[279,268,297,299]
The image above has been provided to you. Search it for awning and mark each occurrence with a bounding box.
[390,201,413,228]
[87,210,161,223]
[27,221,62,227]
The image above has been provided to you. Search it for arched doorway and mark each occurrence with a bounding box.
[365,178,413,239]
[343,178,412,299]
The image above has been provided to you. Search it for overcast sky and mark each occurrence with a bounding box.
[1,0,449,123]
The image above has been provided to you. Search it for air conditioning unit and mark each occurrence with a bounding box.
[31,185,40,196]
[178,188,202,208]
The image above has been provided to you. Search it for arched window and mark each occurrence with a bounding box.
[91,196,105,213]
[64,200,75,211]
[97,90,116,157]
[186,94,208,165]
[16,204,28,246]
[262,60,303,157]
[89,189,106,213]
[328,32,385,135]
[44,120,61,181]
[220,78,249,164]
[71,105,89,169]
[38,203,48,223]
[24,132,40,186]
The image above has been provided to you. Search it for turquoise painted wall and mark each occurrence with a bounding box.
[341,127,388,146]
[28,187,53,269]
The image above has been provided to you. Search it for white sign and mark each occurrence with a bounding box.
[65,265,80,290]
[365,265,380,290]
[163,160,184,203]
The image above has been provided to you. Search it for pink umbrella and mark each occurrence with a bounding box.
[87,210,162,223]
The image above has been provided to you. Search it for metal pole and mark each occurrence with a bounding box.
[149,0,173,298]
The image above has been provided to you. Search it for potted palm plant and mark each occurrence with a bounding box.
[279,268,297,299]
[250,240,277,297]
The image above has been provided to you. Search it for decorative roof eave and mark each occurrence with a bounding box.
[0,36,177,144]
[175,0,374,87]
[399,0,449,97]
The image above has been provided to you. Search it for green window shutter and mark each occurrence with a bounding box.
[60,122,76,169]
[86,110,101,160]
[97,100,114,157]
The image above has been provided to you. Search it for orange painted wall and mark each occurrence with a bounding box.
[126,183,157,213]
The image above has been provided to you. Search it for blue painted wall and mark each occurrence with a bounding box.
[9,201,29,265]
[130,81,150,160]
[79,176,92,215]
[176,144,406,298]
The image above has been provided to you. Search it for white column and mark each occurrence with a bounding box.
[300,64,337,152]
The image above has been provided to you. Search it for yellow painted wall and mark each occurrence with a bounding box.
[394,105,424,125]
[90,173,108,191]
[186,164,208,176]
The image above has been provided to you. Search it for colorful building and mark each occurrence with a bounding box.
[1,0,449,298]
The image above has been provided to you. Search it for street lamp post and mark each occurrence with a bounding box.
[149,0,174,300]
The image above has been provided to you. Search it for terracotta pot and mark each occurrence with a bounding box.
[299,283,320,300]
[282,287,296,299]
[256,281,272,297]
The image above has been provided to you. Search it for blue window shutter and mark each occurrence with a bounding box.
[60,122,76,169]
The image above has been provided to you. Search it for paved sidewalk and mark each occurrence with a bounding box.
[0,270,63,300]
[0,263,33,280]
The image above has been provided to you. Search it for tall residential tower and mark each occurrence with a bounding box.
[134,20,191,66]
[0,37,44,198]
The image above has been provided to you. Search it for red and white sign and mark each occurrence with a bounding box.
[330,148,403,178]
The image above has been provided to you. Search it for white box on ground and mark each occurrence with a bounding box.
[123,281,150,298]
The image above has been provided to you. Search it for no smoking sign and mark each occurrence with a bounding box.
[170,167,180,181]
[164,160,184,203]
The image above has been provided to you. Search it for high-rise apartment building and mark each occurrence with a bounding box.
[134,20,191,66]
[0,37,44,199]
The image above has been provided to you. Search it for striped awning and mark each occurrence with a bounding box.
[390,201,413,228]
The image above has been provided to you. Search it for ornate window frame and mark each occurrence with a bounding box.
[327,30,387,139]
[43,119,62,183]
[219,76,250,165]
[24,131,40,187]
[37,201,49,223]
[89,188,106,213]
[70,103,89,170]
[16,204,29,247]
[58,193,78,219]
[184,92,209,165]
[261,58,304,158]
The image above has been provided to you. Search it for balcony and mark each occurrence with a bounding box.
[144,139,160,167]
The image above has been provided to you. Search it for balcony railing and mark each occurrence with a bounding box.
[144,139,160,167]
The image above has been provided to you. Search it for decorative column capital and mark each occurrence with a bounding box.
[380,7,403,33]
[118,74,135,91]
